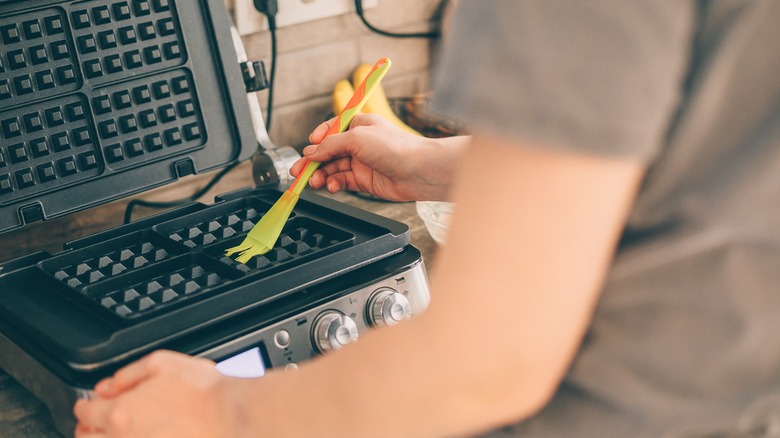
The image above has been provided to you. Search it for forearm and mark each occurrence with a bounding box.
[234,305,543,437]
[231,135,643,437]
[411,135,470,201]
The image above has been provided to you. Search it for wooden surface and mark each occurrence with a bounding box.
[0,161,438,437]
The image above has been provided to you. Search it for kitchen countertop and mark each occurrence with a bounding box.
[0,160,438,437]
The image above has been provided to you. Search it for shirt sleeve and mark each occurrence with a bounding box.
[429,0,695,161]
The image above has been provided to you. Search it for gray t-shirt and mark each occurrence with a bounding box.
[431,1,780,436]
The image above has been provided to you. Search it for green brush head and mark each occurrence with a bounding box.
[224,190,300,264]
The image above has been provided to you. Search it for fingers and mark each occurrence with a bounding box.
[307,133,362,164]
[311,171,350,193]
[308,112,382,145]
[293,113,384,182]
[304,114,380,161]
[96,350,182,397]
[309,158,356,190]
[95,361,149,397]
[73,398,113,432]
[318,157,354,179]
[290,143,346,180]
[74,423,105,438]
[308,118,336,144]
[74,426,106,438]
[289,155,309,179]
[306,169,326,189]
[291,156,328,189]
[290,141,356,182]
[325,173,354,193]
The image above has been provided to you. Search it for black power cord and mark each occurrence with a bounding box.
[354,0,440,39]
[254,0,278,131]
[124,2,279,224]
[123,162,239,224]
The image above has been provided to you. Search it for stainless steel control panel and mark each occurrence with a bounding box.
[200,259,430,373]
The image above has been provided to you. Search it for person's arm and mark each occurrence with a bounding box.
[240,132,645,436]
[73,133,643,437]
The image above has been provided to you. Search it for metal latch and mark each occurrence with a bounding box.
[241,60,269,92]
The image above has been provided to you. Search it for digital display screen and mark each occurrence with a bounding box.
[215,347,267,378]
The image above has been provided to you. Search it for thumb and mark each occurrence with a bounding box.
[309,117,337,144]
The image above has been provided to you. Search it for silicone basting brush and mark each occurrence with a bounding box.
[225,57,393,263]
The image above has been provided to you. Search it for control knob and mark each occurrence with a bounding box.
[368,288,412,327]
[312,311,359,353]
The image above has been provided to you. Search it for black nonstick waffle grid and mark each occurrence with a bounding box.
[34,197,356,322]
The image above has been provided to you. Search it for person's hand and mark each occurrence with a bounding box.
[73,351,247,438]
[291,114,465,202]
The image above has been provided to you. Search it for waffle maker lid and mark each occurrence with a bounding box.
[0,0,256,235]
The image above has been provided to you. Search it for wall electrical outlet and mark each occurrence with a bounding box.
[234,0,378,35]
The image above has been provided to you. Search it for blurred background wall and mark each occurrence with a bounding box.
[224,0,445,150]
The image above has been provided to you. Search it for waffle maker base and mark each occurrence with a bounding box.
[0,1,431,435]
[0,186,431,437]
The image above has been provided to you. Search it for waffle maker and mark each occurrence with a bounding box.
[0,1,431,436]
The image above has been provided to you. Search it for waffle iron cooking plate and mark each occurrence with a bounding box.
[0,0,256,234]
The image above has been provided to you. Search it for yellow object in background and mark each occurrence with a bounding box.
[332,79,356,115]
[348,63,422,136]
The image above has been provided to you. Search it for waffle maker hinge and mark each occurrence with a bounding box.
[228,24,300,188]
